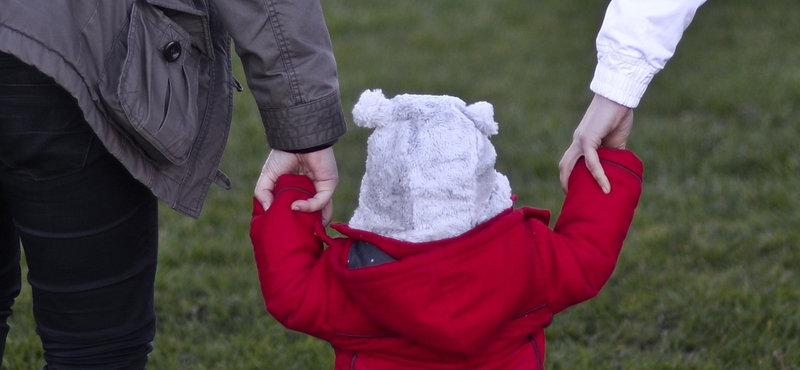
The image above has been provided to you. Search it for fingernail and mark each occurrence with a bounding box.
[291,205,299,211]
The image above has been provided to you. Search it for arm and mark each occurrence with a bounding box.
[536,148,643,314]
[249,174,337,340]
[559,0,705,193]
[214,0,346,149]
[213,0,347,212]
[592,0,707,108]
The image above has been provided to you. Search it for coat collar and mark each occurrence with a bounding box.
[330,204,551,260]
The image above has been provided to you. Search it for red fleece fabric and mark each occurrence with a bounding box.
[250,148,643,370]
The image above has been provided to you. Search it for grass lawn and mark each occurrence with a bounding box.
[4,0,800,369]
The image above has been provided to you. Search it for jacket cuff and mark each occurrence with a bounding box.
[262,91,347,151]
[590,49,659,108]
[282,141,336,154]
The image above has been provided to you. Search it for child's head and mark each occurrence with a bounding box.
[349,89,512,242]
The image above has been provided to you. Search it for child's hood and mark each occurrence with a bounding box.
[348,89,513,243]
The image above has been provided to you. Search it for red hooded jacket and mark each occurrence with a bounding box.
[250,148,643,369]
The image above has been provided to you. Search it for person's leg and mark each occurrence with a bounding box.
[0,50,24,368]
[0,53,158,370]
[0,185,21,367]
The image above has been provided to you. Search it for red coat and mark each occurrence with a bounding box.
[250,148,643,370]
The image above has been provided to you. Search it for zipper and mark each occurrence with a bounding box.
[599,158,642,182]
[335,332,399,339]
[531,336,544,370]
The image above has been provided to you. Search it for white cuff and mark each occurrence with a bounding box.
[590,49,659,108]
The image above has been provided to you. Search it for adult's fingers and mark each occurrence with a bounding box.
[559,142,610,194]
[290,147,338,215]
[580,144,610,194]
[558,145,581,193]
[254,150,297,211]
[254,172,277,212]
[559,94,633,194]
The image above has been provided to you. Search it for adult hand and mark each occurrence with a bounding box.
[255,147,338,225]
[559,94,633,194]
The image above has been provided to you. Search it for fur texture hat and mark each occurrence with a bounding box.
[349,89,512,242]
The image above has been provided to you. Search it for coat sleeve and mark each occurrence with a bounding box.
[591,0,706,108]
[249,175,337,340]
[529,148,643,314]
[212,0,346,151]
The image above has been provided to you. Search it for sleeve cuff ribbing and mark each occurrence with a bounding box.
[590,48,660,108]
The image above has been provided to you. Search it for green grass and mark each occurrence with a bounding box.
[4,0,800,368]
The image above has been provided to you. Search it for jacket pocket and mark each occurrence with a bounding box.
[99,0,211,165]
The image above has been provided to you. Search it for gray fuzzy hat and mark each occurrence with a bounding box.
[348,89,512,243]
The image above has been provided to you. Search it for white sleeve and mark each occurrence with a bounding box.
[590,0,706,108]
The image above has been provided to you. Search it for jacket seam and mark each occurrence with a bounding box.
[173,43,215,214]
[511,303,547,320]
[260,89,341,115]
[334,332,399,339]
[599,158,642,182]
[263,0,302,104]
[274,186,314,199]
[531,336,544,370]
[0,26,92,101]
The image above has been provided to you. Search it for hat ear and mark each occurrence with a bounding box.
[463,101,498,136]
[353,89,393,128]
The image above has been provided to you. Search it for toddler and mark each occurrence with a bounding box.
[250,89,643,369]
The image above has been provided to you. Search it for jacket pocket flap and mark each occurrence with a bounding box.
[98,0,205,165]
[145,0,214,59]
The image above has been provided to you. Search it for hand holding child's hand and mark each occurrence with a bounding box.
[559,94,633,194]
[254,147,338,225]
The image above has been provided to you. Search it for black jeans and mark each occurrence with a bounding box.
[0,52,158,369]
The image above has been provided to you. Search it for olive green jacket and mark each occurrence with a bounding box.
[0,0,347,217]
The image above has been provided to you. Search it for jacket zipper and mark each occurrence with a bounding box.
[599,158,643,182]
[531,336,544,370]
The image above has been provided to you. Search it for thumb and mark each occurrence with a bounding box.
[290,188,334,213]
[290,175,337,212]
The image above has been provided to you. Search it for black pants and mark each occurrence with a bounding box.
[0,52,158,369]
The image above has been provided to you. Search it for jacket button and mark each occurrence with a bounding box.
[163,41,182,62]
